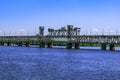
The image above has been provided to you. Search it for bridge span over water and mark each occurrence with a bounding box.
[0,25,120,51]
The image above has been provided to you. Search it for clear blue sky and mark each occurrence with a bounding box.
[0,0,120,35]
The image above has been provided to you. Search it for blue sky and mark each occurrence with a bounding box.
[0,0,120,35]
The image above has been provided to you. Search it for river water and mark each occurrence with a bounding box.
[0,46,120,80]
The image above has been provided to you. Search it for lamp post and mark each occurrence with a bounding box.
[102,28,104,35]
[116,29,118,35]
[86,29,87,35]
[0,31,1,36]
[96,28,98,35]
[109,28,110,35]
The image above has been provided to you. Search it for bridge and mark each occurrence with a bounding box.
[0,25,120,51]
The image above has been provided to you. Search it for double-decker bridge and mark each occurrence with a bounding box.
[0,25,120,51]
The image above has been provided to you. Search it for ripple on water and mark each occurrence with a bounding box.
[0,46,120,80]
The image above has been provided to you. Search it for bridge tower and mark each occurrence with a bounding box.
[47,28,53,48]
[74,27,80,49]
[39,26,45,48]
[66,25,80,49]
[66,25,73,49]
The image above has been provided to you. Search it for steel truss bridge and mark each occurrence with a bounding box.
[0,25,120,51]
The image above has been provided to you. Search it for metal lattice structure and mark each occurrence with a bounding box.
[0,25,120,47]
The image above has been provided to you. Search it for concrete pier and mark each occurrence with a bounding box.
[47,42,52,48]
[26,42,30,47]
[110,44,115,51]
[66,42,72,49]
[39,41,45,48]
[75,42,80,49]
[18,42,23,47]
[101,43,106,50]
[0,42,4,46]
[7,42,12,46]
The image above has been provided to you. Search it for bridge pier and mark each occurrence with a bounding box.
[18,42,23,47]
[66,42,72,49]
[7,42,12,46]
[47,42,52,48]
[101,43,106,50]
[26,42,30,47]
[39,41,45,48]
[0,42,4,46]
[110,44,115,51]
[75,42,80,49]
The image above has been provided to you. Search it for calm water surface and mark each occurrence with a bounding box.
[0,46,120,80]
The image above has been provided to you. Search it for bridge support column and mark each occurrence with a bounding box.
[110,44,115,51]
[101,43,106,50]
[66,42,72,49]
[0,42,4,46]
[26,42,30,47]
[39,41,45,48]
[47,42,52,48]
[75,42,80,49]
[7,42,12,46]
[18,42,23,47]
